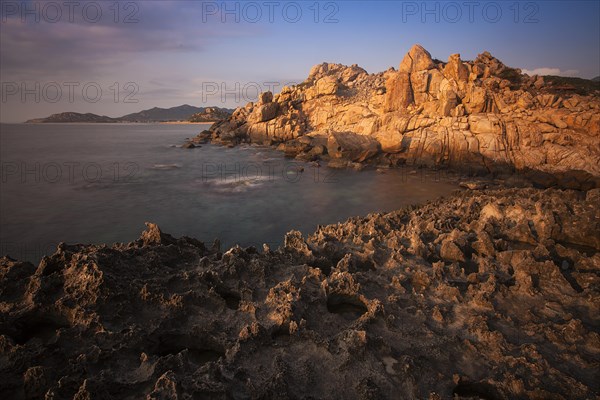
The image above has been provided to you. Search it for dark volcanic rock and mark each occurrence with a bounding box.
[1,188,599,399]
[182,142,197,149]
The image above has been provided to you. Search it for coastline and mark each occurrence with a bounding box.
[2,2,598,397]
[1,187,598,398]
[189,129,600,191]
[3,43,600,400]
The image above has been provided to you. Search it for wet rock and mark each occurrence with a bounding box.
[460,181,488,190]
[398,44,435,73]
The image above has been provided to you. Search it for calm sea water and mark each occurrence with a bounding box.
[0,123,458,262]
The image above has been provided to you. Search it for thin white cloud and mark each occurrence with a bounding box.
[522,67,580,77]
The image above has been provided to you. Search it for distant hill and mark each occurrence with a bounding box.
[592,76,600,82]
[119,104,205,122]
[26,112,118,123]
[26,105,233,123]
[540,76,600,95]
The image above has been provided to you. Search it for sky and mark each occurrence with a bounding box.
[0,0,599,122]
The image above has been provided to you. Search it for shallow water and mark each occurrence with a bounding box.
[0,123,458,262]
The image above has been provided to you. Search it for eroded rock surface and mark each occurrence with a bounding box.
[1,188,599,399]
[204,45,600,182]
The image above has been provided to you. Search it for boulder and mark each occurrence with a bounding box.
[316,76,339,96]
[193,130,212,144]
[327,132,380,162]
[253,103,278,122]
[443,54,469,83]
[438,87,459,117]
[375,130,404,153]
[384,72,414,112]
[340,65,368,83]
[410,70,431,104]
[259,91,273,104]
[440,239,465,263]
[399,44,435,73]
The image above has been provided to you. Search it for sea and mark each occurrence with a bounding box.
[0,123,458,263]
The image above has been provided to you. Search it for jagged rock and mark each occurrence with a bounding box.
[1,188,598,399]
[139,222,175,246]
[440,239,465,262]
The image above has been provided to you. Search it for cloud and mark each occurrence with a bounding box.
[521,67,580,77]
[0,1,264,81]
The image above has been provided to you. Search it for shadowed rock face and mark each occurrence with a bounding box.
[1,188,599,399]
[204,44,600,179]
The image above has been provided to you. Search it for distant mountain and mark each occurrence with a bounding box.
[119,104,205,122]
[26,105,234,123]
[540,75,600,95]
[26,112,118,123]
[592,76,600,82]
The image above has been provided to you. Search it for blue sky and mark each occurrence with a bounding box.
[0,0,598,122]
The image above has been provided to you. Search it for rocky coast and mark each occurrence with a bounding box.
[1,187,599,399]
[2,45,600,399]
[193,45,599,190]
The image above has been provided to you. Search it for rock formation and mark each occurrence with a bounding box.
[205,45,600,180]
[188,107,233,123]
[1,188,599,399]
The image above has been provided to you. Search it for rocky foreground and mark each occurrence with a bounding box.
[197,45,600,188]
[1,187,599,399]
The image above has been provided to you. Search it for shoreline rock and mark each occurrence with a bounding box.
[1,187,599,399]
[196,44,600,186]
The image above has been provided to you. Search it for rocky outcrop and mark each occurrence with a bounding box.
[188,107,232,122]
[205,45,600,180]
[1,188,599,399]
